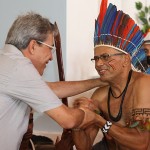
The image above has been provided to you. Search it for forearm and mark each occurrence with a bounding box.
[72,130,92,150]
[46,105,85,129]
[108,125,149,150]
[72,124,99,150]
[46,78,107,99]
[96,116,149,150]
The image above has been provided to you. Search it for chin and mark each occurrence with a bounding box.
[40,72,43,76]
[100,77,107,82]
[41,71,44,76]
[99,75,108,81]
[38,69,44,76]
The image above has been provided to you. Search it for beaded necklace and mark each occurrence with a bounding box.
[107,70,133,122]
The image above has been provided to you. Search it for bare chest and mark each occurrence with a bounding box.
[99,87,134,126]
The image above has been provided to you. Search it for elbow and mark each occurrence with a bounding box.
[61,117,81,129]
[137,136,149,150]
[62,122,76,129]
[137,143,148,150]
[135,145,147,150]
[128,139,148,150]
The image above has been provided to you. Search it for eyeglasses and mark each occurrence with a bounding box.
[91,53,125,62]
[36,41,56,53]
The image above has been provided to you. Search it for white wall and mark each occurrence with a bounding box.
[66,0,99,105]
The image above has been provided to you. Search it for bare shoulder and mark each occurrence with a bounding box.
[134,72,150,90]
[91,85,109,102]
[133,71,150,107]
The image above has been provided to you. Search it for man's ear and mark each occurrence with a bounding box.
[28,40,37,54]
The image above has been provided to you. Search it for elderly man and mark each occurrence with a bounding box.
[71,0,150,150]
[0,12,108,150]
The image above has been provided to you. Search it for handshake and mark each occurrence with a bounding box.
[73,97,101,115]
[55,97,101,150]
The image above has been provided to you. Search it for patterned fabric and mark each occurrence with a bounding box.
[94,0,148,72]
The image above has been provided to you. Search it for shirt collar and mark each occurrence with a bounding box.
[3,44,24,56]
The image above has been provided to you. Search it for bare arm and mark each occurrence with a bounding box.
[72,124,99,150]
[72,110,150,150]
[72,97,101,150]
[71,75,150,150]
[45,104,98,129]
[96,116,150,150]
[45,104,84,129]
[94,75,150,150]
[46,78,108,99]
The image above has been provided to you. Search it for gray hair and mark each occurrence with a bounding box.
[5,12,57,50]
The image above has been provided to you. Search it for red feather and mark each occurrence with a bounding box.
[121,18,135,49]
[123,24,139,49]
[98,0,108,28]
[128,26,139,42]
[122,19,134,39]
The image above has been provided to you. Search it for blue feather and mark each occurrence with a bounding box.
[146,67,150,74]
[102,5,117,34]
[101,3,114,34]
[132,48,147,72]
[112,11,123,35]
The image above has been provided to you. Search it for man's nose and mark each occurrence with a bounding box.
[95,58,105,66]
[49,53,53,61]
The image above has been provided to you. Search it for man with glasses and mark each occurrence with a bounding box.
[91,53,125,63]
[71,0,150,150]
[0,12,108,150]
[36,40,56,53]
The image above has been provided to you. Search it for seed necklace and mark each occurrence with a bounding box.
[107,70,132,122]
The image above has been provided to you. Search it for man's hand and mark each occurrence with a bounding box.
[73,97,100,114]
[73,97,100,129]
[78,107,100,129]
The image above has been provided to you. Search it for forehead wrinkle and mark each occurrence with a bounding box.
[94,46,120,55]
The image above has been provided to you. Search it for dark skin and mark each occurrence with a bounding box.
[54,46,150,150]
[71,46,150,150]
[55,129,74,150]
[55,98,100,150]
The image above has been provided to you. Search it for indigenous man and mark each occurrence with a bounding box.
[72,0,150,150]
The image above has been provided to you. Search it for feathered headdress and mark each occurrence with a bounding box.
[94,0,148,73]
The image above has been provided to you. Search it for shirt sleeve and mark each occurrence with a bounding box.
[6,60,62,113]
